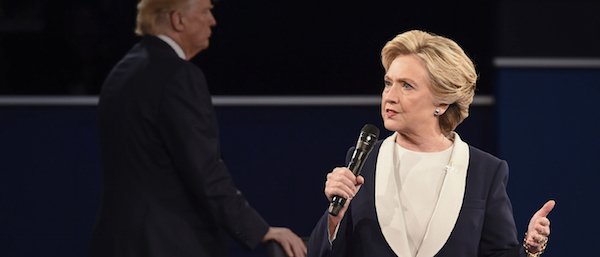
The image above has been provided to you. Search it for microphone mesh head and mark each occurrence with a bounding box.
[356,124,379,152]
[361,124,380,138]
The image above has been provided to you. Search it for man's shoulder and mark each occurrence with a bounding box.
[135,38,204,80]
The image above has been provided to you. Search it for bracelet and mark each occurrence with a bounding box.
[523,232,548,257]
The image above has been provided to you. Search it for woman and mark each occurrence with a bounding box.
[308,30,554,257]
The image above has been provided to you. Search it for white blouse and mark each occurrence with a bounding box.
[395,143,453,256]
[376,132,469,257]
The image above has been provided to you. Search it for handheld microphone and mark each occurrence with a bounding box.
[328,124,380,216]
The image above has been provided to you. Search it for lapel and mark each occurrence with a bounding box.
[375,132,470,257]
[375,134,412,257]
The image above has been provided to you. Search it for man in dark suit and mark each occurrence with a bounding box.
[89,0,307,256]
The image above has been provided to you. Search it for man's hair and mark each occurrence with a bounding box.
[135,0,195,36]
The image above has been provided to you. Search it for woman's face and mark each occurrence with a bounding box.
[381,55,440,135]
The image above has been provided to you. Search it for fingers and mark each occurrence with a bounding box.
[289,235,307,257]
[533,200,555,219]
[529,200,554,231]
[355,175,365,185]
[325,168,361,201]
[525,200,554,253]
[527,218,550,252]
[268,227,306,257]
[525,233,546,252]
[534,217,551,236]
[528,200,554,236]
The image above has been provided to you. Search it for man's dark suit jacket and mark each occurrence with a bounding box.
[90,36,269,257]
[308,137,527,257]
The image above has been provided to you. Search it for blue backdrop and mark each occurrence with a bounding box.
[496,68,600,257]
[1,69,597,257]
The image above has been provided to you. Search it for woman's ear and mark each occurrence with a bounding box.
[435,103,450,116]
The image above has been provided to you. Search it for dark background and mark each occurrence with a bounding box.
[2,0,599,96]
[1,0,498,95]
[1,0,600,256]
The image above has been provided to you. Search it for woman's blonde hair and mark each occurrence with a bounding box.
[135,0,195,36]
[381,30,477,135]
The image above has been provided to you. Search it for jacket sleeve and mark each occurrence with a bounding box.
[308,147,358,257]
[479,160,526,257]
[156,64,269,250]
[308,210,333,257]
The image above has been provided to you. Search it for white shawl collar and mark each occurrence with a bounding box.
[375,132,469,257]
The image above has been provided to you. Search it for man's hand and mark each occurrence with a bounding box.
[262,227,307,257]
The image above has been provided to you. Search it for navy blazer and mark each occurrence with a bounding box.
[309,139,526,257]
[90,36,269,257]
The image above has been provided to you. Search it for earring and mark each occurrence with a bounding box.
[434,109,440,115]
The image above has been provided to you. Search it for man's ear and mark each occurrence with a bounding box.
[170,11,184,32]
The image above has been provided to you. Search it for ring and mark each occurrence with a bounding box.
[537,235,544,243]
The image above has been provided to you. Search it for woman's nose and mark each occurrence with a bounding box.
[383,84,399,103]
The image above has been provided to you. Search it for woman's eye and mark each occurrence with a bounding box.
[402,82,413,89]
[384,80,391,87]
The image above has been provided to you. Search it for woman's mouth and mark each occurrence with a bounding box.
[385,109,398,117]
